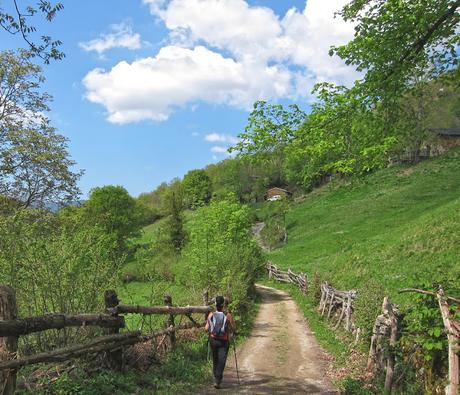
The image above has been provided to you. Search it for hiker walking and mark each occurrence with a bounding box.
[205,295,235,389]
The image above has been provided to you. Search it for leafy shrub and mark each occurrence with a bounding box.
[399,278,460,394]
[178,196,264,315]
[0,209,123,350]
[259,200,289,250]
[354,279,386,342]
[340,377,375,395]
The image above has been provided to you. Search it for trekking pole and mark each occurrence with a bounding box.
[232,336,240,386]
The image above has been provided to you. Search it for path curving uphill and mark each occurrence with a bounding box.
[200,284,338,394]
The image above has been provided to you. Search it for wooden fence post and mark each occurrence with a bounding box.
[345,294,352,332]
[437,288,459,395]
[164,295,175,348]
[384,298,400,393]
[203,290,209,323]
[104,290,123,371]
[0,285,18,395]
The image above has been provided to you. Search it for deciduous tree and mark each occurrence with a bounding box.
[0,50,81,208]
[0,1,65,63]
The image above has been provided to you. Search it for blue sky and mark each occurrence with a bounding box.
[1,0,357,198]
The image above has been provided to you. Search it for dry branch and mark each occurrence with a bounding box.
[399,288,460,304]
[0,332,141,371]
[111,305,212,316]
[319,283,356,332]
[399,286,459,395]
[266,262,308,293]
[0,321,204,371]
[0,314,125,337]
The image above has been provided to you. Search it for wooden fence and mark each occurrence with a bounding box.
[0,285,213,394]
[266,262,308,293]
[319,282,357,332]
[265,264,459,394]
[366,297,402,393]
[367,288,460,395]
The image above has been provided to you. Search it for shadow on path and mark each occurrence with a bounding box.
[198,373,338,394]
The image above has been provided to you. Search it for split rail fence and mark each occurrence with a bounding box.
[266,263,459,394]
[266,262,308,293]
[319,282,357,333]
[0,285,214,395]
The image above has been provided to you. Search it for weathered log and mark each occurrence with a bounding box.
[164,294,175,348]
[273,277,291,283]
[0,322,204,372]
[0,285,18,395]
[203,290,210,321]
[327,292,336,319]
[436,288,459,395]
[384,298,400,392]
[346,294,353,332]
[319,286,327,312]
[0,331,141,371]
[111,304,213,315]
[0,313,125,337]
[321,290,329,316]
[104,290,123,371]
[333,300,347,330]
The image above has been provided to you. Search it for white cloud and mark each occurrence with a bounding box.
[85,1,358,123]
[83,45,292,124]
[210,146,230,154]
[204,133,238,144]
[79,22,142,55]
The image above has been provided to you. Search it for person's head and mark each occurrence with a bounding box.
[215,295,224,311]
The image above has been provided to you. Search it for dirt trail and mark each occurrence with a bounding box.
[200,285,338,394]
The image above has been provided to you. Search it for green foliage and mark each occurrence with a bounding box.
[0,209,122,350]
[232,100,306,157]
[259,200,289,250]
[182,169,212,209]
[231,100,306,188]
[285,83,398,189]
[84,185,144,251]
[0,2,65,63]
[331,0,459,98]
[400,278,460,392]
[160,181,187,251]
[179,196,264,314]
[267,150,460,391]
[353,280,386,341]
[25,340,210,394]
[0,50,82,208]
[340,377,375,395]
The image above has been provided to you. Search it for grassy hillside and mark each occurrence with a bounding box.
[269,148,460,306]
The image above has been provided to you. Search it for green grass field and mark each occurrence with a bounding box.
[268,148,460,306]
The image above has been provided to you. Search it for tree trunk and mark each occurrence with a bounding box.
[0,286,17,395]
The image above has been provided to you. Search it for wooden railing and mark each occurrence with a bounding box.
[265,262,460,394]
[366,297,402,393]
[319,282,357,332]
[266,262,308,293]
[0,285,213,394]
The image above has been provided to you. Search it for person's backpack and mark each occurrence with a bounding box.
[208,311,228,338]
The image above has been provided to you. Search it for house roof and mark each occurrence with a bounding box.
[429,128,460,136]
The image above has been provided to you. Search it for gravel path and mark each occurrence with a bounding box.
[199,284,338,394]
